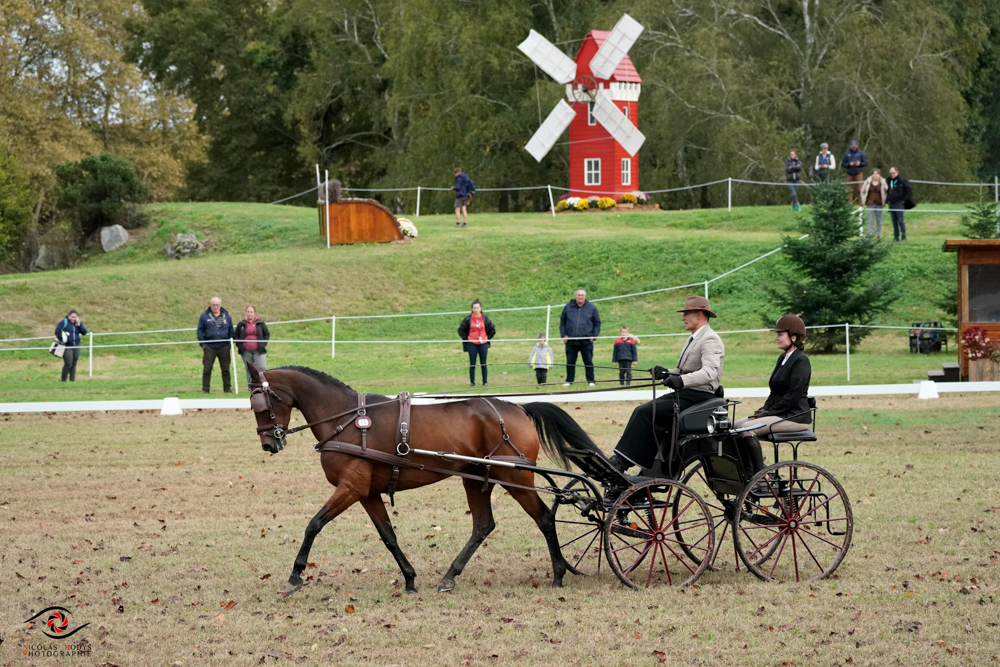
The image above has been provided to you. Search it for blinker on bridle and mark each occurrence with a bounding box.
[250,373,288,450]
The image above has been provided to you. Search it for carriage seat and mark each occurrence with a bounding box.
[757,396,817,442]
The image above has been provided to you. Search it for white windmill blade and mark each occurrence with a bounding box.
[524,99,577,162]
[592,96,645,156]
[517,29,577,84]
[589,14,644,80]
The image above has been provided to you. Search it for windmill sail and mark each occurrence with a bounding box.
[524,100,577,162]
[517,29,577,84]
[591,96,645,156]
[589,14,644,81]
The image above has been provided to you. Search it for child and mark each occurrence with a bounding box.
[528,334,554,385]
[611,326,639,386]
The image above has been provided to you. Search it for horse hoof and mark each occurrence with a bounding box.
[406,586,418,594]
[550,580,564,589]
[437,579,455,593]
[284,582,302,595]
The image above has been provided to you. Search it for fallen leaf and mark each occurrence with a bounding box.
[344,605,355,614]
[221,600,236,609]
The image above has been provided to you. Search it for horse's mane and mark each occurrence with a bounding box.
[272,366,356,394]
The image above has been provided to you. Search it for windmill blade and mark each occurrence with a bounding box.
[517,29,577,84]
[524,100,577,162]
[592,96,645,156]
[589,14,644,80]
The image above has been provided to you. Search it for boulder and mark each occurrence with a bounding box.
[100,224,129,252]
[163,233,204,260]
[30,244,60,272]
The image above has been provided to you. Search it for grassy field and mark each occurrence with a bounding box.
[0,203,963,401]
[1,394,998,666]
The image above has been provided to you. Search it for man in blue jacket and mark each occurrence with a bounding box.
[842,140,867,204]
[197,296,234,393]
[560,288,601,386]
[452,168,475,227]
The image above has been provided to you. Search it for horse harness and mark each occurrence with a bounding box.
[249,372,535,505]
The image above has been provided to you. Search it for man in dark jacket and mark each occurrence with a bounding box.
[560,289,601,386]
[785,150,802,211]
[886,166,912,241]
[842,140,867,204]
[197,296,234,393]
[452,168,476,227]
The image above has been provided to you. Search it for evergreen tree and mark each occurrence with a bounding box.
[959,188,1000,239]
[769,176,899,353]
[55,154,148,239]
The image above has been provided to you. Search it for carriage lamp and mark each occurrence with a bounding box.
[705,419,715,434]
[712,406,731,432]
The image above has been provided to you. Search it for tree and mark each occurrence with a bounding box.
[55,154,148,239]
[960,188,1000,239]
[0,142,35,264]
[769,177,899,352]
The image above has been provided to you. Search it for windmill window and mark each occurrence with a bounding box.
[587,101,596,126]
[621,105,629,119]
[621,159,631,186]
[585,159,601,186]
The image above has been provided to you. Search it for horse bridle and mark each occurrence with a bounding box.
[249,371,289,451]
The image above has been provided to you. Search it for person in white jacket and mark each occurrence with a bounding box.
[528,334,554,385]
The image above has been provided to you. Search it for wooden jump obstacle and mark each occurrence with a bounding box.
[317,198,404,245]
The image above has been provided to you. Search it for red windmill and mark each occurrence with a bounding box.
[518,15,645,199]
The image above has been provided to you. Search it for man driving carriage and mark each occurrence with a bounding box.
[609,296,725,474]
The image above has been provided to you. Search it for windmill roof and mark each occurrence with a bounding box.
[575,30,642,83]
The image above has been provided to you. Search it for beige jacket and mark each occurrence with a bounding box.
[669,325,725,393]
[859,176,888,207]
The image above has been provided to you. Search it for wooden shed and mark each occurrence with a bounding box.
[317,198,404,245]
[942,239,1000,379]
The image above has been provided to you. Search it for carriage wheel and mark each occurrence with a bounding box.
[733,462,853,582]
[675,462,731,569]
[551,478,606,576]
[604,480,714,589]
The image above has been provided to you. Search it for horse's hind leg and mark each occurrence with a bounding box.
[360,495,418,593]
[503,479,569,588]
[286,485,363,594]
[438,479,496,593]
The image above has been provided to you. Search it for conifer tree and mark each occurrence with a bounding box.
[769,176,899,353]
[959,189,1000,239]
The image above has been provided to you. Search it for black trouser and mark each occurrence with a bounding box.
[61,346,81,382]
[467,342,488,385]
[202,344,232,392]
[564,341,594,383]
[535,368,548,384]
[889,208,906,240]
[614,389,715,470]
[617,359,633,386]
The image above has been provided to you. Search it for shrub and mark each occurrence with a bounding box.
[960,189,999,239]
[598,197,617,210]
[0,143,35,263]
[620,193,638,204]
[55,154,148,238]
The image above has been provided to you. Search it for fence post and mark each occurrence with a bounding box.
[994,176,998,237]
[331,316,336,359]
[858,207,864,238]
[547,185,556,217]
[845,323,850,382]
[704,280,709,299]
[545,304,551,342]
[727,178,732,212]
[88,332,93,378]
[324,170,330,249]
[416,186,421,217]
[230,338,239,394]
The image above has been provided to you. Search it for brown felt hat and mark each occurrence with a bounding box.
[676,296,717,318]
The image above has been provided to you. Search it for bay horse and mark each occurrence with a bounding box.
[244,364,600,595]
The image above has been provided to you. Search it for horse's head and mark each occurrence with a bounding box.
[247,363,294,454]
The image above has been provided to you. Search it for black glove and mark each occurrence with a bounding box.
[650,365,669,381]
[664,375,684,391]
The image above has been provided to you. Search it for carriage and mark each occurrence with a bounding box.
[246,365,852,594]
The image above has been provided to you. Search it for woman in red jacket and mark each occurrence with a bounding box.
[457,300,496,386]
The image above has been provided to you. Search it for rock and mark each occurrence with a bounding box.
[30,244,60,272]
[100,225,129,252]
[317,179,342,203]
[163,234,205,260]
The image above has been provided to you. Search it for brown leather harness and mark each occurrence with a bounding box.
[249,372,535,505]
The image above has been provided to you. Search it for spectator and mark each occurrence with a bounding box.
[528,334,554,385]
[612,326,639,386]
[559,288,601,387]
[197,296,234,393]
[859,169,887,238]
[457,299,495,386]
[785,150,802,210]
[452,168,476,228]
[235,305,270,384]
[842,140,867,204]
[886,167,912,242]
[54,309,87,382]
[814,143,836,182]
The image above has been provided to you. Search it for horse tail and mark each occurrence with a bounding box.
[522,402,603,470]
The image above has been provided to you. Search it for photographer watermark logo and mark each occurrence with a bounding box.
[21,607,92,658]
[25,607,90,639]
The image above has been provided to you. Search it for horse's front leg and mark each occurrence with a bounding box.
[286,483,365,594]
[360,495,418,593]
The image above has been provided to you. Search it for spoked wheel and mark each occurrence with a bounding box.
[734,461,853,582]
[551,478,606,576]
[676,463,731,569]
[604,480,715,589]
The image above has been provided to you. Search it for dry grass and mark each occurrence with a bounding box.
[1,394,998,666]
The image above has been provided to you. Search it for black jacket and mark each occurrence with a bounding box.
[886,175,913,205]
[559,300,601,341]
[762,348,812,423]
[458,314,496,352]
[234,319,270,354]
[841,148,867,176]
[785,157,802,183]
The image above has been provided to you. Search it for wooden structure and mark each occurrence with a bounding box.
[942,239,1000,379]
[317,198,404,245]
[568,31,641,198]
